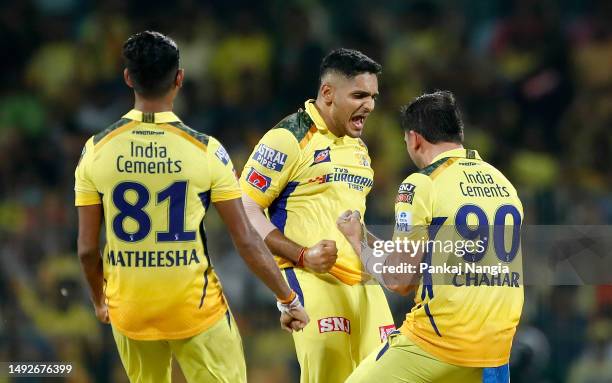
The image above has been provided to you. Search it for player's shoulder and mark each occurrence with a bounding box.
[399,172,433,192]
[480,160,519,194]
[77,135,96,166]
[164,120,210,148]
[92,118,133,145]
[271,108,316,143]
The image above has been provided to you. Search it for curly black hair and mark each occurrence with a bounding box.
[122,31,179,98]
[319,48,382,82]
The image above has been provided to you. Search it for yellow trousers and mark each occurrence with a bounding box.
[112,311,246,383]
[284,267,395,383]
[346,331,511,383]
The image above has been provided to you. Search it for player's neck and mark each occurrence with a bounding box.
[314,98,343,137]
[425,143,463,165]
[133,94,174,113]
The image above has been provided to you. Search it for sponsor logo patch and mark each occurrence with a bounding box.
[318,317,351,334]
[245,168,272,192]
[252,144,287,171]
[379,324,397,342]
[312,147,331,165]
[215,145,231,165]
[396,183,416,204]
[307,168,373,192]
[395,211,412,232]
[132,130,164,136]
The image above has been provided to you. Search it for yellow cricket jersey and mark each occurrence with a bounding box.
[240,100,373,285]
[74,109,241,340]
[395,148,524,367]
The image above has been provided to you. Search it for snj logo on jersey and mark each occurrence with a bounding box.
[308,167,373,192]
[215,145,230,166]
[318,317,351,334]
[311,147,331,166]
[252,144,288,171]
[246,168,272,192]
[396,182,416,204]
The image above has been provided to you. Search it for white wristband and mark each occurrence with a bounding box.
[277,294,302,314]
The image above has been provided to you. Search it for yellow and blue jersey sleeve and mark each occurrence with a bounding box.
[74,137,101,206]
[240,128,300,208]
[208,137,241,203]
[393,173,433,240]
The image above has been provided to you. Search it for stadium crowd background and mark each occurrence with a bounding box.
[0,0,611,382]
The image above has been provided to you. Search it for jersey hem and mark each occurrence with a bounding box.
[277,261,362,286]
[75,199,101,206]
[110,306,227,341]
[211,190,242,203]
[401,327,510,368]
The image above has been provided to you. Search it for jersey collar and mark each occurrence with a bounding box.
[430,148,482,164]
[304,99,347,142]
[122,109,181,124]
[304,100,329,131]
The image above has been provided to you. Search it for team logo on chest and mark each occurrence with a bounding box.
[354,150,370,167]
[311,147,331,166]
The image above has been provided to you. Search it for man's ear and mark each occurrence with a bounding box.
[123,68,133,89]
[175,69,184,88]
[411,131,423,152]
[320,82,334,105]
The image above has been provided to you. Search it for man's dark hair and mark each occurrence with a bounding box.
[319,48,382,82]
[122,31,179,98]
[400,91,464,144]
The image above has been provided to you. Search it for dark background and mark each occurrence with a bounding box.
[0,0,611,381]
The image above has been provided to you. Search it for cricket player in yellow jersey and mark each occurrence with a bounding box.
[75,31,308,383]
[241,48,394,383]
[340,91,523,383]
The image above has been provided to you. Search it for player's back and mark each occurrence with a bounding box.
[396,148,523,367]
[75,110,241,340]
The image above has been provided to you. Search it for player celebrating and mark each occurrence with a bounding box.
[240,48,394,383]
[339,91,524,383]
[75,31,308,383]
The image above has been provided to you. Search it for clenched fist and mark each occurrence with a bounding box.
[304,240,338,273]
